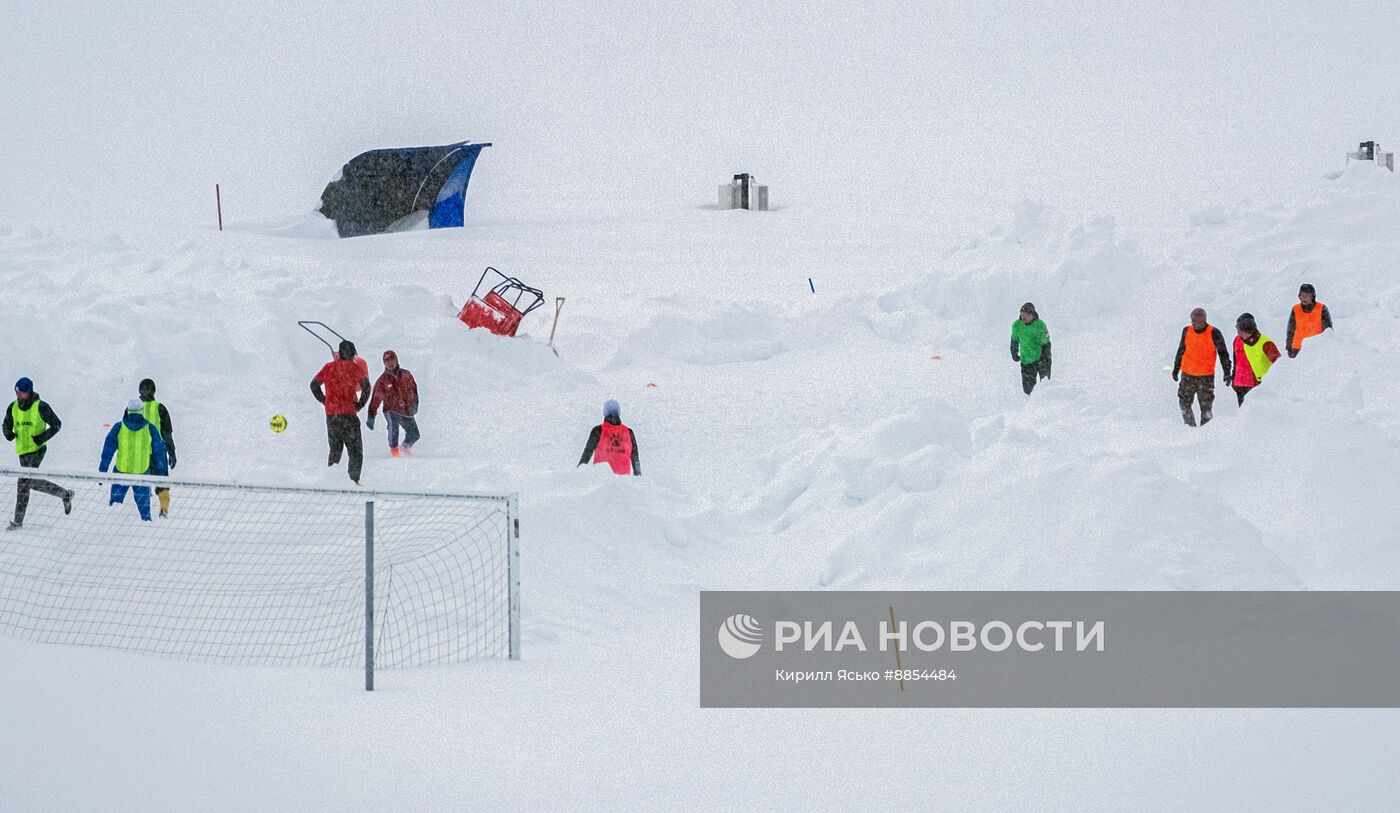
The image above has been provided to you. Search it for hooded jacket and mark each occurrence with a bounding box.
[1010,318,1051,365]
[369,355,419,419]
[99,412,170,477]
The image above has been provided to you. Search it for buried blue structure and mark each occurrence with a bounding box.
[318,141,491,238]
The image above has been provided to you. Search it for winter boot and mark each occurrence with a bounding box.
[1200,409,1213,425]
[390,447,401,458]
[6,521,20,531]
[1181,408,1197,427]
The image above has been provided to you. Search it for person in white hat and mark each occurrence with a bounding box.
[98,399,170,521]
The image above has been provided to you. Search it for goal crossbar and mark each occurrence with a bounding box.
[0,465,514,501]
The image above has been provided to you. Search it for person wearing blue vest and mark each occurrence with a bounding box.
[98,399,169,522]
[3,377,73,530]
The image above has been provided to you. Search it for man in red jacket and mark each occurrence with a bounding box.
[310,340,371,484]
[578,400,640,476]
[366,350,420,458]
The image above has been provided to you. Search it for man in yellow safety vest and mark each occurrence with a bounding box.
[138,378,176,517]
[98,399,170,522]
[3,376,73,530]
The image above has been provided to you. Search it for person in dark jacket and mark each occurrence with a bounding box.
[1171,308,1232,426]
[578,400,640,476]
[1010,302,1052,395]
[99,399,169,521]
[1285,283,1333,358]
[310,340,371,484]
[138,378,176,517]
[3,377,72,530]
[366,350,420,458]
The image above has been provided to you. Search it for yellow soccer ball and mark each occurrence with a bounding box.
[269,415,288,433]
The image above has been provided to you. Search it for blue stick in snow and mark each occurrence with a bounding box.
[808,278,815,293]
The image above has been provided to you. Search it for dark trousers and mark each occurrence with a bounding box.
[1233,384,1254,406]
[14,447,66,525]
[1020,358,1050,395]
[385,412,421,449]
[1178,374,1216,422]
[326,414,364,482]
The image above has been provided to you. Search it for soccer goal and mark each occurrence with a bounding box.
[0,466,519,690]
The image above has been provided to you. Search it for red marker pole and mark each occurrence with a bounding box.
[216,184,223,231]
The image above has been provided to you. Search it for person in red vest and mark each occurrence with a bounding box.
[1171,307,1232,426]
[366,350,420,458]
[309,340,371,484]
[1231,313,1281,405]
[577,400,640,476]
[1285,283,1332,358]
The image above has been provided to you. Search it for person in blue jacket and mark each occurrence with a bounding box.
[98,399,170,521]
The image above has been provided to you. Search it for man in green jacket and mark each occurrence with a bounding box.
[1010,302,1052,395]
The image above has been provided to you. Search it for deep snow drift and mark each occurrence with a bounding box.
[5,0,1400,808]
[2,162,1398,809]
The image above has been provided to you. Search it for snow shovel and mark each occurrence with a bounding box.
[547,297,565,357]
[298,320,348,358]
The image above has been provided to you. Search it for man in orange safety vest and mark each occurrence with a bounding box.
[1285,283,1332,358]
[1172,307,1233,427]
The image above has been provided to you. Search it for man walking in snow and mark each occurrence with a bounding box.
[1010,302,1052,395]
[98,399,170,522]
[310,340,371,484]
[578,400,640,476]
[1171,307,1232,426]
[1231,313,1281,405]
[1285,283,1332,358]
[137,378,176,517]
[3,377,73,530]
[367,350,420,458]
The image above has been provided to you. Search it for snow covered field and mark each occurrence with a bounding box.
[4,1,1400,809]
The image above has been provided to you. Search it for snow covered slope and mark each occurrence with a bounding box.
[3,162,1398,809]
[4,1,1400,809]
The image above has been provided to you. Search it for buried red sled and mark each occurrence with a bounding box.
[457,267,546,337]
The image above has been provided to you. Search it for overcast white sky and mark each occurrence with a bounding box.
[2,0,1395,234]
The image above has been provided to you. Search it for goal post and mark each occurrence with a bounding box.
[0,466,520,689]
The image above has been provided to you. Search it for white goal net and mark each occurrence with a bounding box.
[0,466,519,682]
